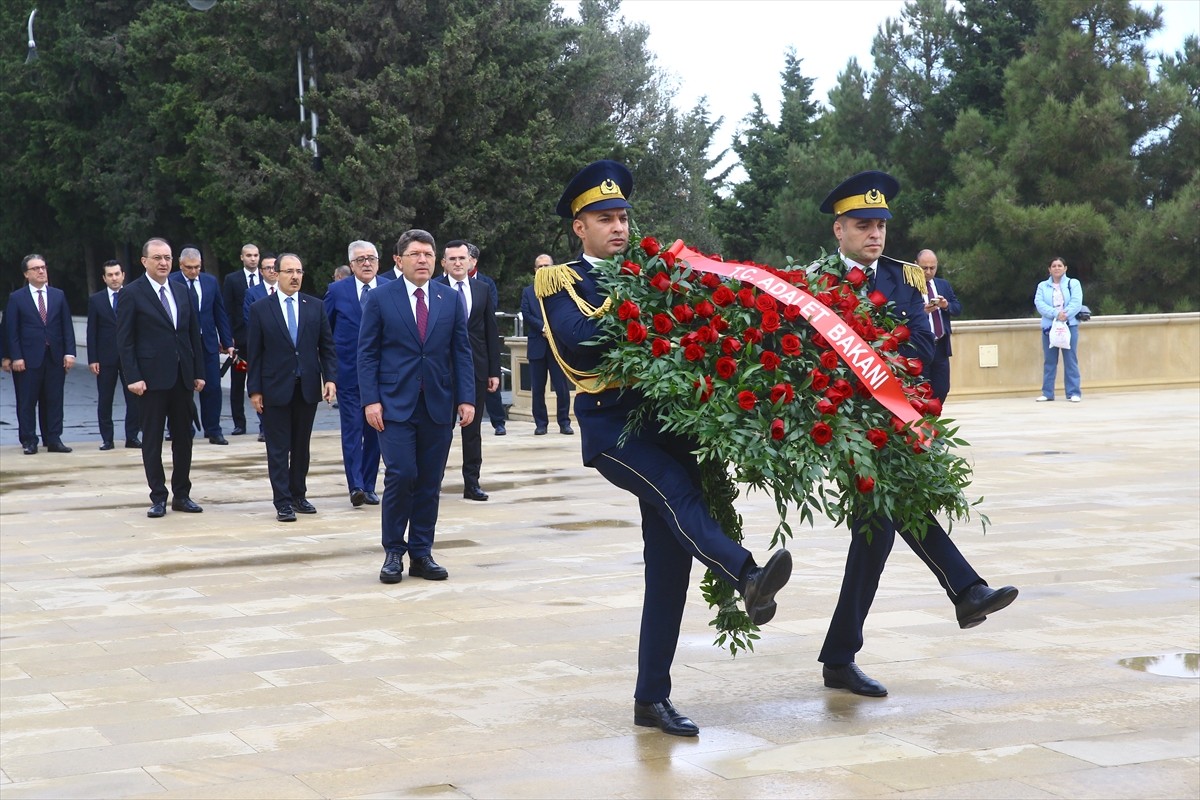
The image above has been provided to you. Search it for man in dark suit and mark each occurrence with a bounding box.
[360,229,474,584]
[242,253,279,442]
[221,243,261,435]
[816,171,1018,698]
[465,243,508,436]
[117,238,206,518]
[172,247,235,445]
[916,249,961,405]
[5,254,77,454]
[87,260,141,450]
[246,253,337,522]
[521,253,573,436]
[437,240,500,501]
[538,160,793,737]
[324,240,389,507]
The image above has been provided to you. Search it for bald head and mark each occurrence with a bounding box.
[917,249,938,281]
[534,253,553,271]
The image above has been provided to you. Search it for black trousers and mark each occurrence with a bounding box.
[139,375,195,504]
[458,379,486,489]
[16,346,65,445]
[262,381,318,508]
[96,362,140,444]
[529,356,571,428]
[230,367,247,428]
[926,336,952,404]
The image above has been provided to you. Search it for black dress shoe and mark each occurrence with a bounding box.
[350,489,366,507]
[257,433,266,443]
[955,583,1019,629]
[534,425,548,435]
[363,491,380,505]
[409,554,448,580]
[634,699,699,737]
[379,553,403,584]
[171,497,203,513]
[742,548,793,625]
[208,435,229,445]
[22,443,37,455]
[294,499,317,514]
[164,431,171,441]
[99,441,115,451]
[231,426,246,436]
[559,423,574,435]
[463,486,489,501]
[276,505,297,522]
[493,424,506,436]
[125,438,142,449]
[823,663,888,697]
[147,502,166,518]
[47,442,73,453]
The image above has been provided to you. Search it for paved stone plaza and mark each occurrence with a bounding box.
[1,389,1197,799]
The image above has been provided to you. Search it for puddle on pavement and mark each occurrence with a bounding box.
[1118,653,1200,678]
[548,519,637,531]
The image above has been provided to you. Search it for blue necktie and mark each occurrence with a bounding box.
[159,286,173,327]
[456,280,469,316]
[285,296,298,345]
[361,283,370,307]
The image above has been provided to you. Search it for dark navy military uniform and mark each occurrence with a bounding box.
[541,256,753,702]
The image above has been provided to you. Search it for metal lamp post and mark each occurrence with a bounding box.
[25,8,37,64]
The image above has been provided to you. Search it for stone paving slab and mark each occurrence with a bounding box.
[1,389,1198,799]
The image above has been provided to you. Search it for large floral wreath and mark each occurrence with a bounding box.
[589,233,987,654]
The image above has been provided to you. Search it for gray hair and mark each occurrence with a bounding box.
[179,247,202,262]
[347,240,377,260]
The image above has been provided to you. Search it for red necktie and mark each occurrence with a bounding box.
[415,287,428,342]
[927,281,945,339]
[37,289,47,324]
[269,286,276,296]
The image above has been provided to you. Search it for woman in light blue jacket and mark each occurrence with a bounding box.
[1034,256,1083,402]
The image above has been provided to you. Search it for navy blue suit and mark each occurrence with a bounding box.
[358,278,474,559]
[541,258,753,703]
[819,256,983,666]
[921,275,960,404]
[242,282,278,433]
[323,274,390,495]
[472,270,506,428]
[521,284,571,429]
[171,271,233,436]
[221,268,257,429]
[87,289,140,444]
[5,284,76,446]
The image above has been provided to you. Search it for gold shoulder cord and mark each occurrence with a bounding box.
[534,264,618,394]
[891,258,928,294]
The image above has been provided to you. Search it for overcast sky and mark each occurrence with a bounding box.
[559,0,1200,174]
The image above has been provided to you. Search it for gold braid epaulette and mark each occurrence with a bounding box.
[887,258,928,294]
[534,263,621,394]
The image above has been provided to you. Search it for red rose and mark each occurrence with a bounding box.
[760,351,781,371]
[816,291,836,307]
[621,260,642,276]
[738,288,756,308]
[827,378,853,403]
[905,357,924,376]
[716,356,738,380]
[760,310,781,333]
[672,303,695,324]
[855,475,876,493]
[697,325,719,344]
[710,315,730,332]
[700,272,722,289]
[855,379,872,398]
[811,333,831,349]
[650,272,672,292]
[868,289,887,308]
[661,250,676,267]
[743,327,763,345]
[712,286,736,306]
[769,383,795,404]
[770,418,785,441]
[737,390,757,411]
[618,299,640,320]
[680,331,700,347]
[845,266,867,288]
[892,324,911,343]
[880,335,899,352]
[816,399,837,415]
[626,321,647,344]
[652,313,674,334]
[890,415,907,433]
[782,303,801,321]
[693,375,714,402]
[781,333,802,356]
[924,397,943,416]
[694,299,715,318]
[819,350,839,371]
[651,338,672,358]
[818,273,839,290]
[810,370,830,392]
[811,421,833,446]
[865,428,889,449]
[721,336,742,355]
[755,294,777,312]
[640,236,660,256]
[684,344,706,362]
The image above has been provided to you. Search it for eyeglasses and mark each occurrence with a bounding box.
[261,265,278,272]
[278,269,304,276]
[145,255,172,263]
[351,255,379,265]
[401,251,436,261]
[24,265,47,272]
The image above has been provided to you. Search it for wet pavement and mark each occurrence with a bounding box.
[0,388,1197,799]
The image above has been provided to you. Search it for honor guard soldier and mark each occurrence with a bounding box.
[816,170,1019,698]
[537,160,794,737]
